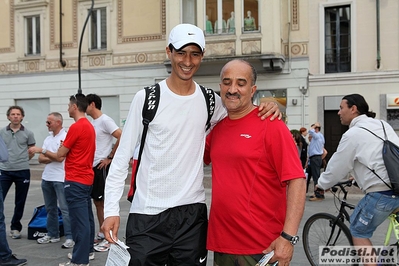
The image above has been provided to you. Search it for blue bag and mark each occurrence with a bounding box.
[27,205,64,240]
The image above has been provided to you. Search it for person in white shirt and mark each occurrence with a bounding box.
[316,94,399,266]
[30,112,74,249]
[85,94,121,247]
[102,24,280,265]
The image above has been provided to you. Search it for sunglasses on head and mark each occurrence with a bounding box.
[71,93,85,100]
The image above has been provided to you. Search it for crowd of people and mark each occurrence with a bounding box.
[291,123,328,201]
[0,22,398,266]
[0,93,120,266]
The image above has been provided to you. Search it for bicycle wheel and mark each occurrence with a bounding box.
[303,213,354,266]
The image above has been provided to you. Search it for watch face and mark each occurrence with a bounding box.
[292,236,299,245]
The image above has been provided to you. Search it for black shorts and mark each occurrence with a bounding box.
[126,203,208,266]
[91,163,109,200]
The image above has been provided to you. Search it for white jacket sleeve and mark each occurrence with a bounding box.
[104,90,144,218]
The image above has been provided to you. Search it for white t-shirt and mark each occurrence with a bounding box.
[42,128,67,182]
[105,80,227,216]
[92,114,119,166]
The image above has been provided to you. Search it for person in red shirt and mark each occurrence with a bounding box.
[57,93,96,266]
[204,59,306,266]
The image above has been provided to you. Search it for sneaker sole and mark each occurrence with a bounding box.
[38,240,60,244]
[309,197,324,201]
[67,253,95,260]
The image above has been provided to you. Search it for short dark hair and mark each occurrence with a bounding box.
[69,93,88,112]
[86,94,102,110]
[7,106,25,117]
[168,43,204,55]
[342,94,376,118]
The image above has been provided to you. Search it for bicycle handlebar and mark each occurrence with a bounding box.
[329,179,360,202]
[331,180,354,193]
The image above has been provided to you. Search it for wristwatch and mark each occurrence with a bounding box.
[280,231,299,245]
[107,155,113,160]
[41,149,47,155]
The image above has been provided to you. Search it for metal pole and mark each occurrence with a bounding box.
[376,0,381,69]
[59,0,66,67]
[77,0,94,94]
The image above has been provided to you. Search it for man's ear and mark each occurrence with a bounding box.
[166,46,172,59]
[251,85,257,97]
[351,105,358,114]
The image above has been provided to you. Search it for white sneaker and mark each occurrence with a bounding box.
[93,240,110,252]
[59,261,89,266]
[67,252,94,260]
[9,230,21,239]
[93,232,105,245]
[37,235,60,244]
[61,239,75,249]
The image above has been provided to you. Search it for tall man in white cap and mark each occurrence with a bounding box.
[102,24,280,265]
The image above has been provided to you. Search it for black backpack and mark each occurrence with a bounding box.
[361,121,399,194]
[127,83,215,202]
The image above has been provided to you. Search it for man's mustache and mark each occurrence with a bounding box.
[225,92,240,98]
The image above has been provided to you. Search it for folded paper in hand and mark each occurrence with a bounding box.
[105,232,130,266]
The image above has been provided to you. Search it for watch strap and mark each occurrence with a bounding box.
[280,231,299,245]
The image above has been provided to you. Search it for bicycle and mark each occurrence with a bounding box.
[302,180,399,266]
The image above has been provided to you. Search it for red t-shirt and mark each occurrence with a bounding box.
[204,109,305,254]
[63,117,95,185]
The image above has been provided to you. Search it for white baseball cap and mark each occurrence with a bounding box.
[168,24,205,52]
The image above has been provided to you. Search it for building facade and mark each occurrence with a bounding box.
[0,0,309,147]
[308,0,399,158]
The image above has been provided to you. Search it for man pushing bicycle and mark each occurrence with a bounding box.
[315,94,399,266]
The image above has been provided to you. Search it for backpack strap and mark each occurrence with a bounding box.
[199,85,215,131]
[359,126,384,142]
[133,84,160,197]
[359,122,393,190]
[380,120,388,141]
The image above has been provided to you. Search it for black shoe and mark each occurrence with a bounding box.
[309,191,325,201]
[0,255,27,266]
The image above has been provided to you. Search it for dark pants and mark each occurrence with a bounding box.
[310,155,322,189]
[0,170,30,231]
[214,253,264,266]
[126,203,208,266]
[65,181,94,265]
[0,178,12,261]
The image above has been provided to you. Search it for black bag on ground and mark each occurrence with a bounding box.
[361,121,399,194]
[27,205,64,240]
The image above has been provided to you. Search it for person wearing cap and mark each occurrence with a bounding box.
[102,24,280,265]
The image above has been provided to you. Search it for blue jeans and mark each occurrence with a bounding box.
[65,181,94,265]
[41,180,72,239]
[350,191,399,238]
[0,180,12,261]
[0,169,30,231]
